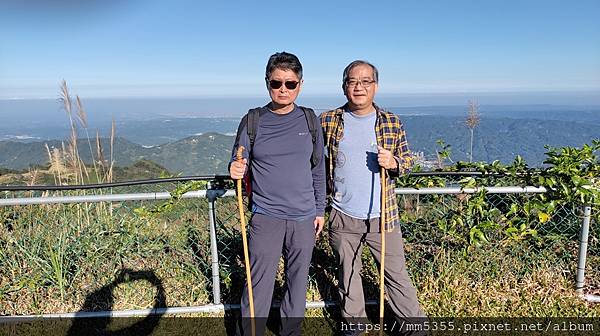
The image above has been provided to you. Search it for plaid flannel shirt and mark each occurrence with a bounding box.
[320,103,413,231]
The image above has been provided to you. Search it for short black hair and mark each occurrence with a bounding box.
[342,60,379,90]
[265,52,303,80]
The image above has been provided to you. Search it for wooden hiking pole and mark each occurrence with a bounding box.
[379,166,387,336]
[236,146,255,336]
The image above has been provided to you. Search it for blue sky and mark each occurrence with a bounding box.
[1,0,599,99]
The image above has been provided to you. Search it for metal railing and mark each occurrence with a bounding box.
[0,179,597,319]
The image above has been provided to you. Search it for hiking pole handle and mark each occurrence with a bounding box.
[236,146,245,162]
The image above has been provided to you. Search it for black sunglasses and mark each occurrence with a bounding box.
[268,79,299,90]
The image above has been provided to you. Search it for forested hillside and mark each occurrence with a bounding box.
[0,117,598,175]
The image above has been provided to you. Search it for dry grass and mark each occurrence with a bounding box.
[414,247,599,317]
[46,80,114,186]
[3,199,597,318]
[0,199,212,315]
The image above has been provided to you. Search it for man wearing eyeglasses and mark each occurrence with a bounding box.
[230,51,325,336]
[320,60,425,335]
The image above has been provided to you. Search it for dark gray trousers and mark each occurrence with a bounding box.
[240,213,315,336]
[329,208,425,325]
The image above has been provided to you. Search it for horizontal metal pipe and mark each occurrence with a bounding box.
[393,186,547,195]
[583,294,600,303]
[0,300,369,321]
[0,190,236,206]
[0,305,231,322]
[1,187,547,206]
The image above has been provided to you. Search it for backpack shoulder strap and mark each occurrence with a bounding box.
[239,107,265,212]
[246,107,263,150]
[299,106,320,167]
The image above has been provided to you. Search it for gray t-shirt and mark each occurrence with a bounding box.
[332,110,381,219]
[231,105,326,220]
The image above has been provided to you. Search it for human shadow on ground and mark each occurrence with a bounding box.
[67,268,166,336]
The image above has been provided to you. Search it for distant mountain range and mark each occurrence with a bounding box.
[0,133,232,175]
[403,115,599,164]
[0,114,598,175]
[3,103,599,146]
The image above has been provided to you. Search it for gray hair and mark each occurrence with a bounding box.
[342,60,379,90]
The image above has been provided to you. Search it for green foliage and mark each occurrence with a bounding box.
[543,139,600,205]
[135,180,208,216]
[397,139,599,247]
[435,139,453,169]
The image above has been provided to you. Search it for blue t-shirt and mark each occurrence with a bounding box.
[231,105,326,220]
[332,110,381,219]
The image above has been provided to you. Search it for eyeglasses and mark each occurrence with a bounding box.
[345,79,376,88]
[268,79,299,90]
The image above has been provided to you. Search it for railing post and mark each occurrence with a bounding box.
[575,205,592,294]
[206,179,226,304]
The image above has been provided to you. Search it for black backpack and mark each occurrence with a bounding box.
[239,105,320,167]
[233,105,321,206]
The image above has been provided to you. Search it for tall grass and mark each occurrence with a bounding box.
[0,194,598,316]
[0,195,212,315]
[33,80,116,188]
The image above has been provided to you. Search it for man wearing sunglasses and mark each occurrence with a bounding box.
[320,60,426,335]
[230,52,325,336]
